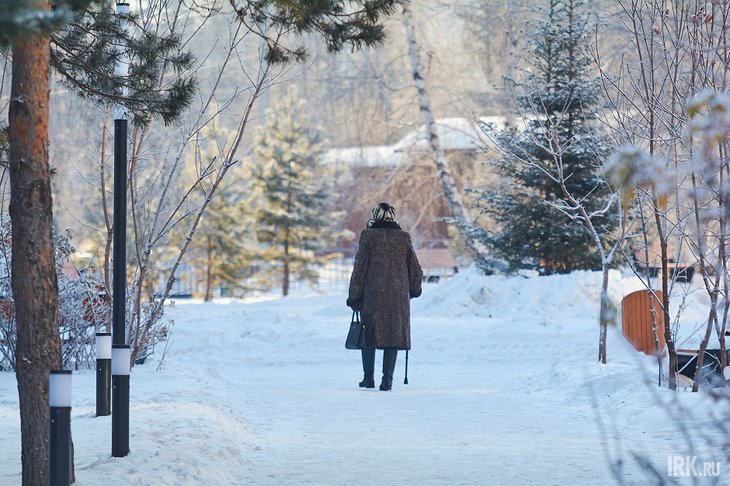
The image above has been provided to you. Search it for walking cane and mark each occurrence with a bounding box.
[404,350,409,384]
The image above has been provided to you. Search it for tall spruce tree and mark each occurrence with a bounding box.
[184,126,255,300]
[250,89,332,296]
[477,0,613,275]
[198,194,255,299]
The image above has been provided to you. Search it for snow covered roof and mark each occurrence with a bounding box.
[393,117,488,153]
[321,145,403,168]
[322,116,504,168]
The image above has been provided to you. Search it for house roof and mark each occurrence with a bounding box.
[393,117,496,153]
[322,144,402,168]
[322,116,504,168]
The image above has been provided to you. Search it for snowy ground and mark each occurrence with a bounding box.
[1,268,729,485]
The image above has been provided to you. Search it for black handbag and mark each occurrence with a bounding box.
[345,311,367,349]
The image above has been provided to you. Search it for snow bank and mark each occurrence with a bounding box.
[415,266,645,322]
[416,265,715,346]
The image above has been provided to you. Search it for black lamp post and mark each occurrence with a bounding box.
[95,331,111,416]
[112,344,130,457]
[49,370,72,486]
[111,0,130,458]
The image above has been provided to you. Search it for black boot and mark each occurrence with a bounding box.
[359,348,375,388]
[380,348,398,391]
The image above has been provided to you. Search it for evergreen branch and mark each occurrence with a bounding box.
[229,0,400,63]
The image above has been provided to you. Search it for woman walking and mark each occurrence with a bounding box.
[346,203,423,391]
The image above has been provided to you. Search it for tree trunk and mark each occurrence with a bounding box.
[654,206,677,391]
[693,297,717,392]
[401,5,492,271]
[283,184,291,297]
[598,264,609,364]
[717,163,728,370]
[9,1,66,482]
[283,231,290,297]
[637,201,663,386]
[204,235,213,302]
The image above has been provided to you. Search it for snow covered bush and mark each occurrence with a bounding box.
[56,232,110,370]
[0,219,12,370]
[596,0,730,392]
[0,228,109,371]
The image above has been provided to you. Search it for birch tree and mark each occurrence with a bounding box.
[401,4,493,272]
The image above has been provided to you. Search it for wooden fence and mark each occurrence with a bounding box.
[621,290,666,356]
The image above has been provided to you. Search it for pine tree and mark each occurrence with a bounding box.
[183,126,255,300]
[1,2,196,481]
[477,0,614,275]
[0,2,101,484]
[230,0,400,64]
[49,2,196,125]
[250,88,333,296]
[199,195,255,299]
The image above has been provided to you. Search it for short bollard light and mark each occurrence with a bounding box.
[112,344,130,457]
[49,370,72,486]
[96,332,112,416]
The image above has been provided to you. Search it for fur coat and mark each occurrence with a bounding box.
[347,223,423,349]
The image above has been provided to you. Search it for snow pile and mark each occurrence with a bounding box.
[415,266,645,323]
[417,265,716,348]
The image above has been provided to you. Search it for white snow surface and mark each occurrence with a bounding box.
[1,268,729,485]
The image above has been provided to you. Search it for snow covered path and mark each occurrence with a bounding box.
[1,271,727,485]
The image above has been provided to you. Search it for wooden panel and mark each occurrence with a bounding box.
[621,290,666,356]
